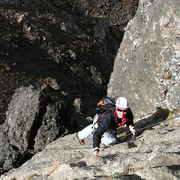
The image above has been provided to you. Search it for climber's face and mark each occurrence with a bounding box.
[117,108,128,118]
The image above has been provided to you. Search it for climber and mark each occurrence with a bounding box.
[76,97,136,156]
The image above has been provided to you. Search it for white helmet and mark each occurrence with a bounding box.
[116,97,129,108]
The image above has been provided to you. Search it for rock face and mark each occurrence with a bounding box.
[1,85,74,172]
[0,0,139,175]
[0,0,139,125]
[1,122,180,180]
[108,0,180,119]
[0,0,180,178]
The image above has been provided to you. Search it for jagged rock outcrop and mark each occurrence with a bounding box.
[0,0,139,175]
[108,0,180,119]
[0,85,75,172]
[1,120,180,180]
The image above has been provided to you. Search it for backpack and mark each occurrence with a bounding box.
[96,97,116,115]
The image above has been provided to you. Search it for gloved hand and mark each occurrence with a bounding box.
[93,147,100,156]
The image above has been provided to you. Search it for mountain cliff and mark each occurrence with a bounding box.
[0,0,180,179]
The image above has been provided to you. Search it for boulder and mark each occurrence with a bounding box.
[0,85,74,172]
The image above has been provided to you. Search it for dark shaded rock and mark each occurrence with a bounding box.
[0,1,120,125]
[0,85,74,173]
[0,0,139,175]
[5,85,74,152]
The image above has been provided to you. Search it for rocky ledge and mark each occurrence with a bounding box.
[1,117,180,180]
